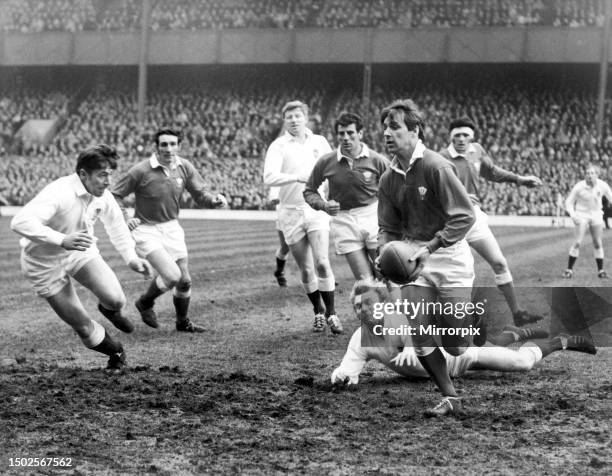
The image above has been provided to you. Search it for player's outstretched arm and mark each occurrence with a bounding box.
[331,329,369,386]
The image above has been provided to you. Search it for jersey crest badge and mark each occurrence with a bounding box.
[418,186,427,200]
[175,177,184,187]
[361,171,373,182]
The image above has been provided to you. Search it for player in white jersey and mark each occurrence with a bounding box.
[331,280,597,395]
[10,145,153,371]
[268,186,290,286]
[564,165,612,278]
[263,101,342,334]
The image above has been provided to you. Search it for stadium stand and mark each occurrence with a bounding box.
[0,0,606,32]
[0,64,610,214]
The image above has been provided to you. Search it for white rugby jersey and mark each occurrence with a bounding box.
[335,326,478,383]
[565,179,612,215]
[10,173,138,264]
[263,129,332,207]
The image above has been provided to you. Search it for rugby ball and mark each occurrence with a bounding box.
[378,241,420,284]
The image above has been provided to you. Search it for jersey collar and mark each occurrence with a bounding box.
[389,140,426,176]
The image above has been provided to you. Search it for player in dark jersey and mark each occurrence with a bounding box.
[112,129,227,333]
[304,111,389,281]
[377,99,476,417]
[439,117,543,326]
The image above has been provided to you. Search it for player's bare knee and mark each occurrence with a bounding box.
[491,258,508,275]
[102,295,126,311]
[315,259,331,277]
[176,279,191,293]
[73,320,95,339]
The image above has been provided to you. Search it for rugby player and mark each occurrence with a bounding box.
[439,116,543,326]
[10,145,153,370]
[377,99,476,416]
[263,101,342,334]
[564,165,612,278]
[331,281,597,398]
[111,129,227,333]
[304,111,389,281]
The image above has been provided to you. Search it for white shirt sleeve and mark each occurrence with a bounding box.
[100,191,138,265]
[10,183,67,247]
[565,184,579,216]
[263,140,300,186]
[335,328,371,383]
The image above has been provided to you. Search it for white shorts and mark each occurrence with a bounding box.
[331,202,378,255]
[406,239,474,289]
[21,248,99,298]
[132,220,188,260]
[465,206,496,243]
[277,206,330,246]
[444,346,479,377]
[574,210,604,227]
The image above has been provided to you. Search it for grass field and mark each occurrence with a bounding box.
[1,216,611,475]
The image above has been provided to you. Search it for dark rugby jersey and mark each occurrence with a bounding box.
[111,155,216,224]
[439,142,518,206]
[378,141,475,252]
[304,144,389,211]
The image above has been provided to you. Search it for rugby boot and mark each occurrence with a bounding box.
[135,297,159,328]
[106,350,127,371]
[556,334,597,355]
[274,269,288,287]
[313,313,325,332]
[503,325,549,341]
[326,314,343,335]
[424,397,465,418]
[176,319,205,333]
[513,309,543,326]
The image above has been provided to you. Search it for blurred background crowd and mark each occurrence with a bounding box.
[0,0,605,32]
[0,63,609,216]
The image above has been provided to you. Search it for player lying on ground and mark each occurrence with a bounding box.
[331,280,597,399]
[10,145,153,370]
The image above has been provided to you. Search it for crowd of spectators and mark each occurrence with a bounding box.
[1,69,611,216]
[0,0,606,32]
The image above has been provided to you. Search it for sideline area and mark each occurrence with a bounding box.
[0,206,571,227]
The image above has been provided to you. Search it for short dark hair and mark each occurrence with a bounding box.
[449,116,477,133]
[154,128,182,146]
[75,144,119,174]
[334,111,363,134]
[380,99,425,140]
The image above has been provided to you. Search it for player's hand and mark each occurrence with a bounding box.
[390,346,418,368]
[373,255,385,281]
[61,230,93,251]
[324,199,341,216]
[407,247,429,282]
[213,194,228,208]
[127,218,141,231]
[331,367,358,386]
[519,175,542,187]
[128,258,153,279]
